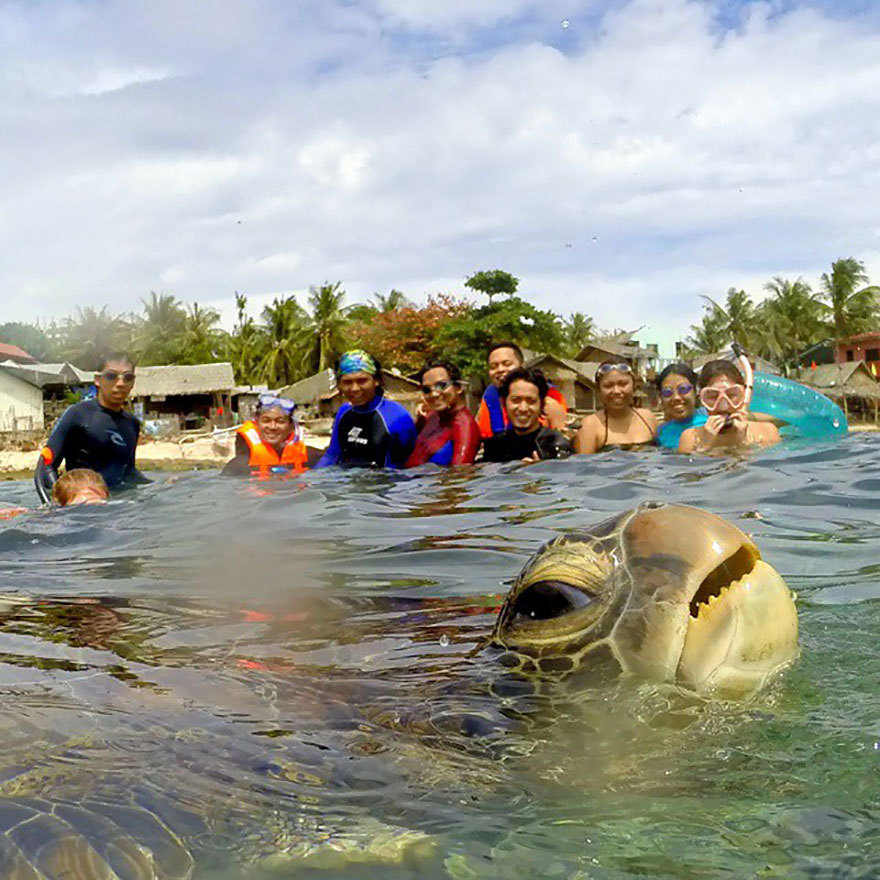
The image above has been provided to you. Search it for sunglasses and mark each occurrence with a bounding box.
[258,394,296,414]
[700,384,746,409]
[99,370,136,383]
[660,382,694,399]
[420,380,453,395]
[596,363,632,376]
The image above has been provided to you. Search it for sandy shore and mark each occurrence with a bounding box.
[0,429,330,479]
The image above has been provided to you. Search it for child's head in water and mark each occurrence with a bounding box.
[52,469,109,506]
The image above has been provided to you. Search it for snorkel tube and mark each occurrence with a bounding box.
[730,344,847,441]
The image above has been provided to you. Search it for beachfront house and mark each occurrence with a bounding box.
[835,331,880,378]
[795,362,880,424]
[131,363,235,430]
[522,352,600,412]
[0,365,44,433]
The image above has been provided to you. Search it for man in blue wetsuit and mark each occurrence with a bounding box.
[34,354,150,503]
[315,350,416,469]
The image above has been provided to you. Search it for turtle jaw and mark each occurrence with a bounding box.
[676,557,799,697]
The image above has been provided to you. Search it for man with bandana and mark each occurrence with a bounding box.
[315,350,417,469]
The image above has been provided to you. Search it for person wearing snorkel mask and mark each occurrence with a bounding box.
[678,360,780,453]
[222,395,321,477]
[315,350,416,469]
[574,361,657,454]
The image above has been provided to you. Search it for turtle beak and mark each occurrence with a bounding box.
[620,504,796,695]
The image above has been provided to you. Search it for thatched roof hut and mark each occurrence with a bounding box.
[131,363,235,428]
[794,362,880,422]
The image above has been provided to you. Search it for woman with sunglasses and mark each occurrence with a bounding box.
[34,353,150,503]
[223,394,320,477]
[678,360,780,453]
[405,361,481,467]
[655,362,706,449]
[574,361,656,454]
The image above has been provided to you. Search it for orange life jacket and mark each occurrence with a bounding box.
[237,420,307,478]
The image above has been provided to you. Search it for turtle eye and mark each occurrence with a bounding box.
[510,581,594,623]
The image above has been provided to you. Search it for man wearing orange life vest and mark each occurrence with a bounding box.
[475,341,568,439]
[222,395,320,477]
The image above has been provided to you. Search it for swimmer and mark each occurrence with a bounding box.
[574,361,657,454]
[34,352,150,503]
[678,360,781,453]
[405,361,481,467]
[655,362,707,449]
[476,342,568,438]
[482,368,573,462]
[222,395,322,477]
[52,469,110,505]
[315,350,416,469]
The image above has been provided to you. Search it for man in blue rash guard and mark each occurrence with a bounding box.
[315,350,416,469]
[34,353,150,503]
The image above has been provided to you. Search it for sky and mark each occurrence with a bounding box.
[2,0,880,355]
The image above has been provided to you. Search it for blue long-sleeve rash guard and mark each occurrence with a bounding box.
[315,391,416,469]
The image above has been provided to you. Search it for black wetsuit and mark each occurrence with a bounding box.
[34,398,149,502]
[482,426,573,463]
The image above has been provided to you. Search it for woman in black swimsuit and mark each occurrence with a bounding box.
[574,361,657,454]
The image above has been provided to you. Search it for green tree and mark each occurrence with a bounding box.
[178,302,226,364]
[56,307,133,370]
[370,289,411,312]
[818,257,880,338]
[700,288,756,349]
[686,302,730,354]
[0,322,58,361]
[436,295,565,379]
[754,277,824,370]
[296,282,351,374]
[464,269,519,304]
[228,292,266,384]
[258,296,308,387]
[134,292,187,364]
[562,312,595,357]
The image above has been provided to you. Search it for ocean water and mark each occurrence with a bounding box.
[0,436,878,878]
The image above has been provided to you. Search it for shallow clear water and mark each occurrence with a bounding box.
[0,436,878,878]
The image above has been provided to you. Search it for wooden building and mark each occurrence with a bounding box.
[795,362,880,423]
[523,353,600,412]
[835,331,880,378]
[131,363,235,429]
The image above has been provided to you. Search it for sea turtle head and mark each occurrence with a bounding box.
[491,502,798,698]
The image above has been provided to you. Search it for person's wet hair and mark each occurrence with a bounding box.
[417,360,461,384]
[52,469,109,506]
[656,362,697,390]
[499,367,548,402]
[699,359,744,387]
[487,341,524,364]
[97,352,136,372]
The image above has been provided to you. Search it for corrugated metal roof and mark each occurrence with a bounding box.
[0,342,37,364]
[131,363,235,397]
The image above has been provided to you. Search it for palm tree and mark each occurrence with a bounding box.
[228,292,266,384]
[134,292,187,364]
[563,312,595,357]
[57,306,133,370]
[178,302,225,364]
[686,303,729,354]
[296,282,351,374]
[755,277,824,371]
[258,296,307,387]
[818,257,880,339]
[370,289,411,312]
[700,288,756,349]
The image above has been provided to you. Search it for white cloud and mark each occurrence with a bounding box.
[2,0,880,358]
